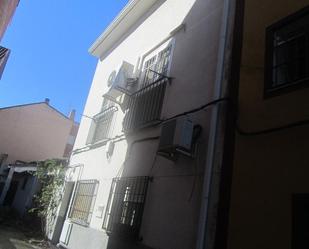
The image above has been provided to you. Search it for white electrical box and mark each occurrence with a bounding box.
[158,117,194,156]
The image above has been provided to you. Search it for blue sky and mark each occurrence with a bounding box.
[0,0,128,121]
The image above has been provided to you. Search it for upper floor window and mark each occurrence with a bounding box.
[141,44,172,88]
[265,7,309,97]
[122,43,173,132]
[86,99,118,144]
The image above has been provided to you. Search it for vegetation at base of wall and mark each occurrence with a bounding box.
[29,159,67,233]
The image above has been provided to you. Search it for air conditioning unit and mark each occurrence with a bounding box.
[104,61,134,103]
[158,117,194,159]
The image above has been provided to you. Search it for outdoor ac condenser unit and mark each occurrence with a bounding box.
[104,61,134,103]
[158,117,194,158]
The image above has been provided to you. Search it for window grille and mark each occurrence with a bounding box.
[68,180,99,226]
[123,78,168,132]
[156,45,172,77]
[103,176,150,238]
[122,44,172,132]
[142,55,157,87]
[265,8,309,96]
[92,106,117,143]
[0,46,10,79]
[0,47,9,61]
[142,44,172,87]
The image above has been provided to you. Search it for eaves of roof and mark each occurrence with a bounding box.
[89,0,160,58]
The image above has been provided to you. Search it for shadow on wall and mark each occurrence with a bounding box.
[104,0,220,248]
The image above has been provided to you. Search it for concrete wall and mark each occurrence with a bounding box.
[0,0,19,41]
[228,1,309,249]
[0,103,75,165]
[61,0,225,249]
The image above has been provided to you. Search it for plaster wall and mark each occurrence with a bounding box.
[0,103,74,164]
[228,1,309,249]
[63,0,225,248]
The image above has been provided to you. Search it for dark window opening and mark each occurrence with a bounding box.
[265,7,309,97]
[22,176,28,190]
[103,176,150,240]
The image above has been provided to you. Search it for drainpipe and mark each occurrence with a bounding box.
[196,0,234,248]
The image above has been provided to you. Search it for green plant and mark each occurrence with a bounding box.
[29,159,67,231]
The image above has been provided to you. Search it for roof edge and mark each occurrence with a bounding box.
[0,102,75,122]
[89,0,160,58]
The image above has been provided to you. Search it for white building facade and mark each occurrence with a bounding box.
[58,0,239,249]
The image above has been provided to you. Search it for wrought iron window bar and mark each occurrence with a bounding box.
[123,77,169,132]
[103,176,150,239]
[92,106,118,143]
[68,179,99,226]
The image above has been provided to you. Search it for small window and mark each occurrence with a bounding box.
[141,44,172,87]
[92,107,117,143]
[86,99,118,144]
[265,7,309,97]
[103,176,150,239]
[156,45,173,76]
[142,55,157,87]
[68,180,99,226]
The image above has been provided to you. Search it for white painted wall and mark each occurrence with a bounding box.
[64,0,224,248]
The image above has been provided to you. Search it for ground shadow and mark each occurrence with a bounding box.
[0,225,35,249]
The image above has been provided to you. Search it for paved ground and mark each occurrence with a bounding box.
[0,225,42,249]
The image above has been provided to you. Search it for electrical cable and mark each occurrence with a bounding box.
[236,118,309,136]
[160,97,231,124]
[188,141,200,202]
[72,98,230,154]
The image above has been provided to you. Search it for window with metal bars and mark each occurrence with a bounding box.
[122,44,172,132]
[86,100,118,144]
[265,7,309,97]
[0,46,10,79]
[92,106,117,143]
[103,176,150,239]
[68,180,99,226]
[141,44,172,88]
